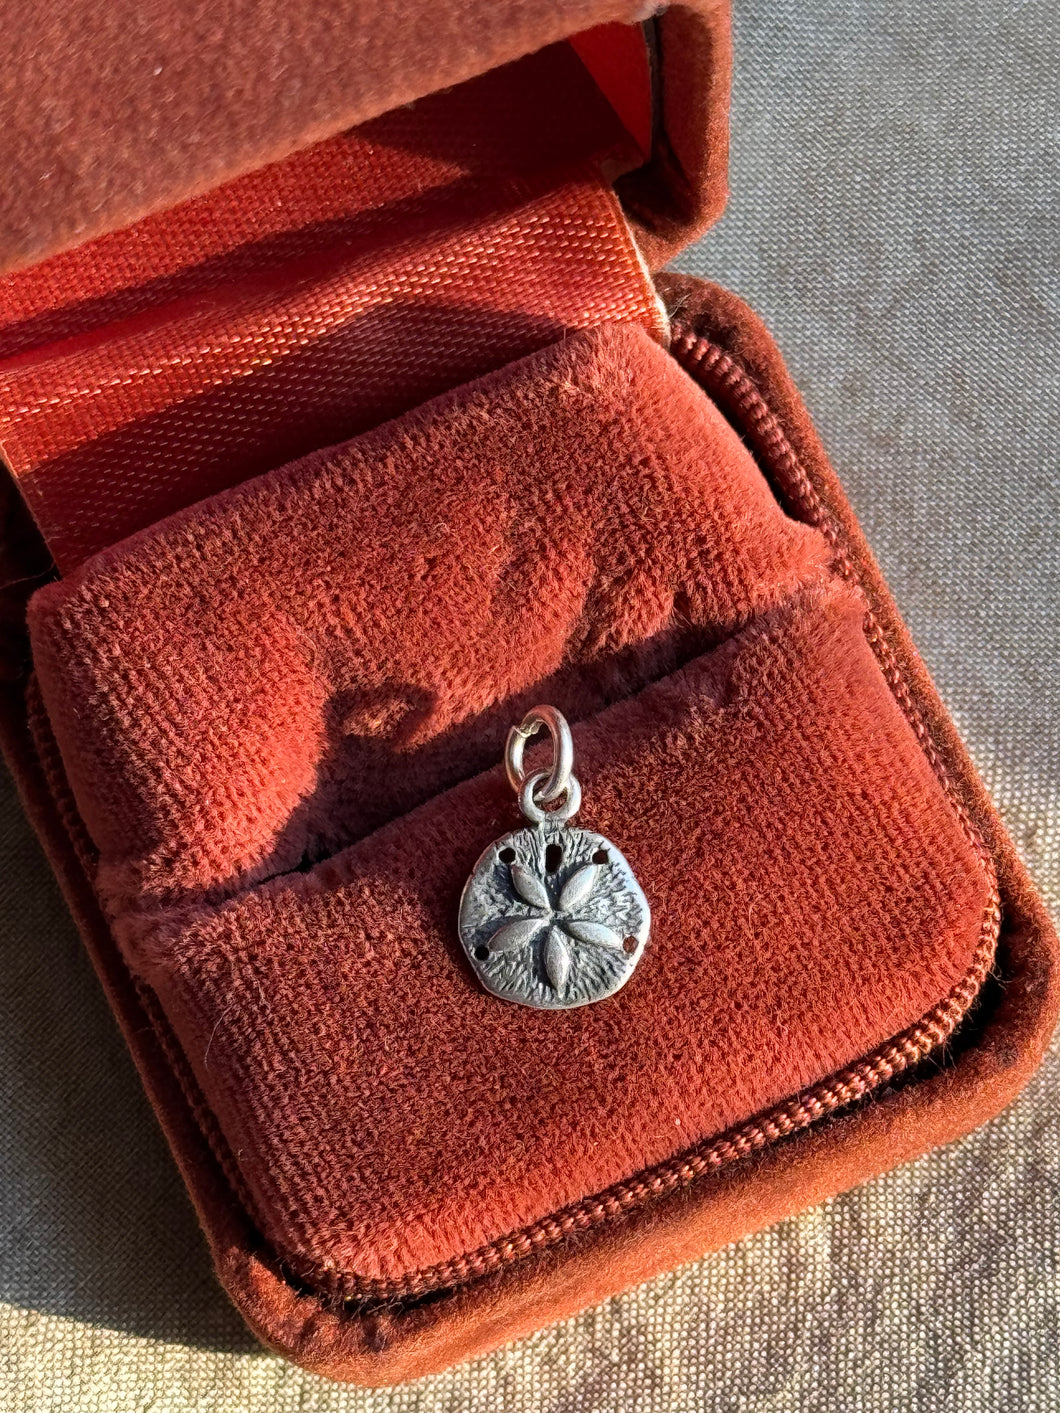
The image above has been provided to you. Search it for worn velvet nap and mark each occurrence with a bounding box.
[29,322,993,1291]
[0,3,730,274]
[31,323,820,910]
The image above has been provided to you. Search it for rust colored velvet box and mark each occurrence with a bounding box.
[0,0,1056,1386]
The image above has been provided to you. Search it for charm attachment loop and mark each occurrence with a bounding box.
[518,769,581,825]
[504,705,576,804]
[458,705,650,1010]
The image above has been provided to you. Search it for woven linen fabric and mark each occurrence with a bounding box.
[2,0,1057,1408]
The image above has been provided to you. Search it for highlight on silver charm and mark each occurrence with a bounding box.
[458,706,650,1010]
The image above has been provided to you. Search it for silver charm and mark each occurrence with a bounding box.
[458,706,650,1009]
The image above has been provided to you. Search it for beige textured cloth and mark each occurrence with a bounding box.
[2,0,1057,1407]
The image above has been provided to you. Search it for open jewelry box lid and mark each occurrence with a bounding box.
[1,0,730,275]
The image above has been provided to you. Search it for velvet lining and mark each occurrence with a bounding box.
[0,41,666,572]
[0,4,730,274]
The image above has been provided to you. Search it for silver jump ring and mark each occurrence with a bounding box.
[504,705,574,804]
[518,769,581,826]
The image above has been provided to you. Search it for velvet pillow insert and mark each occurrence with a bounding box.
[27,321,993,1294]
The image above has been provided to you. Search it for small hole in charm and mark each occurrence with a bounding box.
[474,944,490,961]
[544,842,563,873]
[623,937,638,954]
[498,846,516,863]
[592,848,610,865]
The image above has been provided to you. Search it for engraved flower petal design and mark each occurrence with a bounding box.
[562,919,625,949]
[488,917,546,953]
[543,927,571,992]
[486,858,626,993]
[510,863,552,912]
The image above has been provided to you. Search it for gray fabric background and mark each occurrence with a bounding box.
[2,1,1057,1407]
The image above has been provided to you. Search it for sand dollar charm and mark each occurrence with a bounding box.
[459,706,650,1009]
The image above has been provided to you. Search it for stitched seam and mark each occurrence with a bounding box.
[669,329,995,878]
